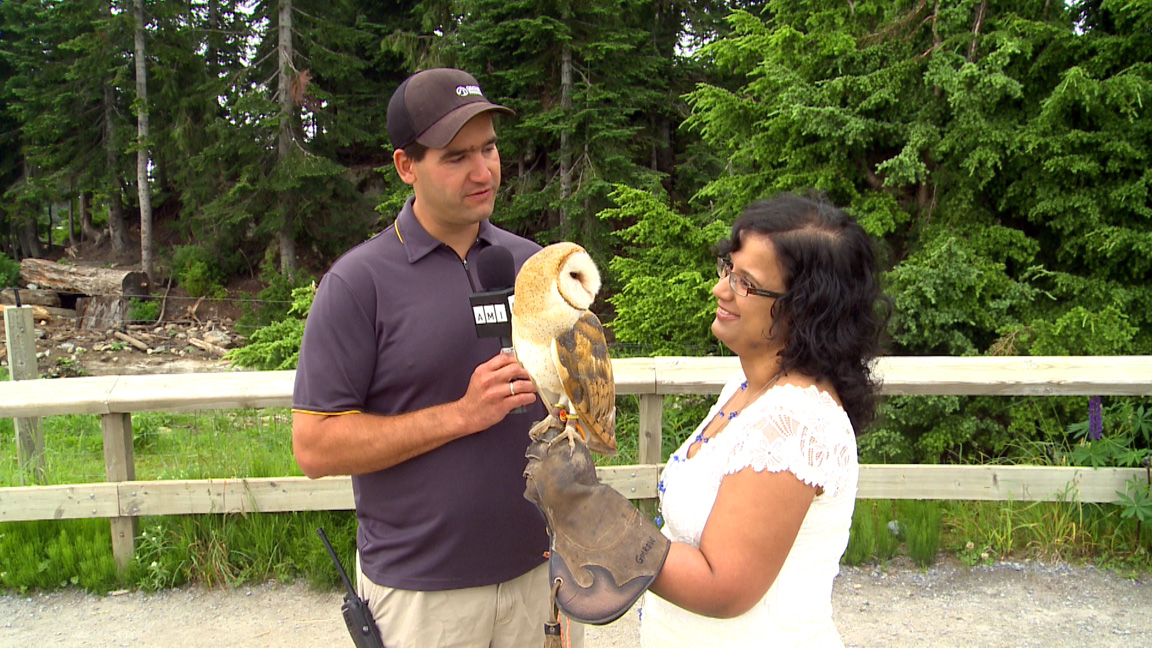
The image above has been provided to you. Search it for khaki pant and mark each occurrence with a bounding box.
[357,559,584,648]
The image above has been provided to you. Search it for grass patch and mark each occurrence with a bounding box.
[901,500,943,567]
[0,409,299,486]
[3,399,1149,593]
[844,500,900,566]
[0,511,358,594]
[0,407,337,594]
[0,519,118,592]
[126,511,359,591]
[846,497,1150,572]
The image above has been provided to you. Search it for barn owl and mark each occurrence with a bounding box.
[512,242,617,455]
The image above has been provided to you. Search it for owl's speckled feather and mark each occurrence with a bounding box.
[513,242,616,455]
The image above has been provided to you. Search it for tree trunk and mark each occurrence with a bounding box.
[45,204,53,254]
[16,160,43,259]
[968,0,987,62]
[104,81,131,254]
[558,37,573,238]
[16,217,43,260]
[79,192,102,243]
[134,0,154,284]
[277,0,297,274]
[207,0,219,71]
[76,296,132,330]
[67,185,77,247]
[582,139,594,244]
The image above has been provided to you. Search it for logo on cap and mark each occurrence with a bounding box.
[456,85,483,97]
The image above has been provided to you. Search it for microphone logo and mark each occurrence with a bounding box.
[472,302,508,326]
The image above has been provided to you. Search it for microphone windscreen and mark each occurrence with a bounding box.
[476,245,516,291]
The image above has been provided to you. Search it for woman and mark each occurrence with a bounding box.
[640,193,888,646]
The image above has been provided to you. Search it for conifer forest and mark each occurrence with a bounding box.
[2,1,1150,463]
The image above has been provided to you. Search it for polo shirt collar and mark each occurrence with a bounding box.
[394,196,502,263]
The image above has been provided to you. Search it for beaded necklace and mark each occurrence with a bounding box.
[691,372,782,449]
[658,373,783,501]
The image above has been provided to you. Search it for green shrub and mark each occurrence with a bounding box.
[0,254,21,288]
[236,252,313,334]
[227,284,315,370]
[173,246,225,298]
[128,297,160,324]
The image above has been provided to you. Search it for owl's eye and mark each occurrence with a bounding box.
[569,272,581,280]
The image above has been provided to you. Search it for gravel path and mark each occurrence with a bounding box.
[2,558,1149,647]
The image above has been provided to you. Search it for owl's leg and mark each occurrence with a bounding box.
[528,412,564,441]
[548,411,587,453]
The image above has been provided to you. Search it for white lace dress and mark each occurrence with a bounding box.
[640,373,859,647]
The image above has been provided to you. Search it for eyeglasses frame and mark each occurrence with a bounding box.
[716,257,785,300]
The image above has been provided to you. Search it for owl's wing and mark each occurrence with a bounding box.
[553,311,617,456]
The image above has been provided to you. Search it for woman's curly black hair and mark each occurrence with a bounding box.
[715,193,890,434]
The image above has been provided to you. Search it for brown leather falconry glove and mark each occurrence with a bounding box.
[523,420,670,625]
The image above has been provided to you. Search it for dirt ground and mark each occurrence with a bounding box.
[10,283,256,379]
[1,556,1149,648]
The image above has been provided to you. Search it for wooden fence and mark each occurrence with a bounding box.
[1,355,1150,571]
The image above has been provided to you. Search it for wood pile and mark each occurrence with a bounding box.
[16,259,151,330]
[101,324,233,357]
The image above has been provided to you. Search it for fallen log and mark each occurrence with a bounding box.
[0,289,61,308]
[188,337,228,357]
[20,259,149,298]
[113,331,150,352]
[31,305,79,325]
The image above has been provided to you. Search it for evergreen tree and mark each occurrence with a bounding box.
[609,0,1152,461]
[0,2,29,257]
[178,0,398,276]
[1,0,136,256]
[455,0,668,255]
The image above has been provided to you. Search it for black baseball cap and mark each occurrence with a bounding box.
[387,68,514,150]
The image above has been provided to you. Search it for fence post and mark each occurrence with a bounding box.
[102,412,137,573]
[4,304,45,484]
[637,393,664,466]
[636,394,664,512]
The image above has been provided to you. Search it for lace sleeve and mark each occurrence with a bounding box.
[721,386,856,498]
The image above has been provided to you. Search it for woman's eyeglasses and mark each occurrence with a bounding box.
[717,257,785,299]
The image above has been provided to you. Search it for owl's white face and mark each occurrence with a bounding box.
[556,251,601,311]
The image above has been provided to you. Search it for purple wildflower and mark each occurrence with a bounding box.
[1088,396,1103,441]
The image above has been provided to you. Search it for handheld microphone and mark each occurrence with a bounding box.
[471,245,516,351]
[472,246,526,413]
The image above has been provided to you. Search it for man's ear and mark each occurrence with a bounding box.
[393,148,417,185]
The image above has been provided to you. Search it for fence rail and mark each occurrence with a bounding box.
[1,355,1150,571]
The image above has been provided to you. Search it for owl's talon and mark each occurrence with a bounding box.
[547,423,583,455]
[529,413,563,441]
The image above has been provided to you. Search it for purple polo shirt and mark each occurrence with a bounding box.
[293,197,548,590]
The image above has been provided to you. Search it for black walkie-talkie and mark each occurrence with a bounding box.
[317,527,386,648]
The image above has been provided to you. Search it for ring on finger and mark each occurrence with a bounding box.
[510,381,516,396]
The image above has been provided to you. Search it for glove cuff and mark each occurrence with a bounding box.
[550,527,669,624]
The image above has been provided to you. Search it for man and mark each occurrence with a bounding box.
[292,68,582,647]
